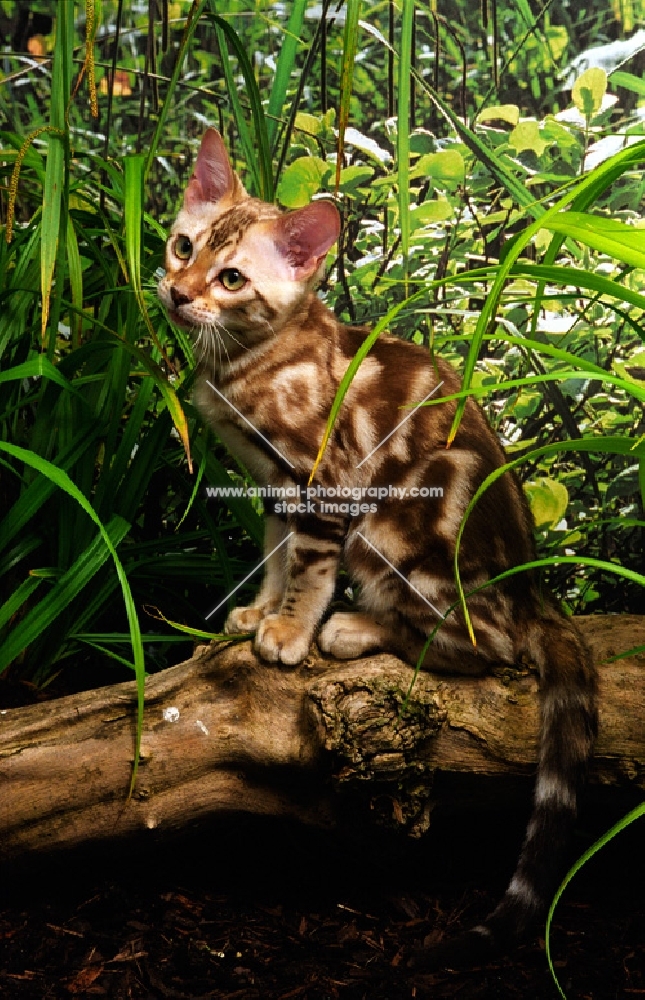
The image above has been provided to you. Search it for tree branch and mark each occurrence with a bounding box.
[1,615,643,859]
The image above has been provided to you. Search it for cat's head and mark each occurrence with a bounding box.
[158,129,340,361]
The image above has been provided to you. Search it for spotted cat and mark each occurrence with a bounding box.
[158,129,597,965]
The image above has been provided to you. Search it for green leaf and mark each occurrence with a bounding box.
[415,78,544,215]
[66,214,83,348]
[294,111,322,136]
[410,199,453,228]
[448,139,645,445]
[525,479,569,529]
[572,67,607,118]
[276,156,330,207]
[411,150,465,188]
[0,356,83,398]
[453,436,645,642]
[508,120,550,157]
[343,128,392,163]
[125,155,192,471]
[0,425,101,555]
[338,165,374,194]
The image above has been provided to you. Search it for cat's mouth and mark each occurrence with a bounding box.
[167,307,193,329]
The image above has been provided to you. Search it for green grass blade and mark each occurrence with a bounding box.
[0,576,42,631]
[0,442,145,795]
[0,514,131,673]
[397,0,414,286]
[266,0,307,152]
[66,214,84,349]
[124,153,192,469]
[209,16,261,197]
[192,432,264,545]
[94,376,155,517]
[447,140,645,446]
[421,368,645,406]
[209,12,273,201]
[0,356,86,399]
[545,803,645,1000]
[453,435,645,642]
[73,639,138,673]
[148,604,240,641]
[510,262,645,316]
[309,288,427,483]
[543,211,645,269]
[41,1,72,343]
[0,425,102,555]
[335,0,361,192]
[144,0,210,182]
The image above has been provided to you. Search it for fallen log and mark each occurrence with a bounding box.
[1,615,644,860]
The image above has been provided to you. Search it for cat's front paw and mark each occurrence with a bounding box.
[255,615,312,665]
[225,605,267,633]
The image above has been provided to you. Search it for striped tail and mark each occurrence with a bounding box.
[417,614,598,970]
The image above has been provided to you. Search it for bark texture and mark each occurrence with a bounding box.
[1,615,644,860]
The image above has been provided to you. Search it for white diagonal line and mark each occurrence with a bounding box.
[205,531,294,621]
[206,379,296,469]
[355,380,445,470]
[355,531,444,619]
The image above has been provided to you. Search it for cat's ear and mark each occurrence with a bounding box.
[272,201,341,281]
[184,129,243,210]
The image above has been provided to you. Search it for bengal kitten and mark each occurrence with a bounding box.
[158,129,597,966]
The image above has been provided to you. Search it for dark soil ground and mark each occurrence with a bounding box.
[1,791,643,1000]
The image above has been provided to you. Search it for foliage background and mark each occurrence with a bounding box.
[1,0,645,698]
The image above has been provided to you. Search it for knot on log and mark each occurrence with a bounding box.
[307,659,446,836]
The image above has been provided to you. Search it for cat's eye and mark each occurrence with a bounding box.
[218,268,246,291]
[174,235,193,260]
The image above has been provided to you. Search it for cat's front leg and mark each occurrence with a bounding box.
[224,516,288,633]
[255,514,347,665]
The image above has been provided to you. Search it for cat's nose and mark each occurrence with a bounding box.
[170,286,192,307]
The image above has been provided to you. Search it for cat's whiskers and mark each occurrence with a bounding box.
[194,324,211,369]
[215,319,250,358]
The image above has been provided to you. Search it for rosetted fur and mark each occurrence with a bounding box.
[158,129,597,968]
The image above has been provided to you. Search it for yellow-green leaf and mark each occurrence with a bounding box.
[411,149,465,188]
[525,478,569,529]
[508,120,549,157]
[477,104,520,126]
[277,156,330,207]
[294,112,322,136]
[572,67,607,118]
[410,199,453,228]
